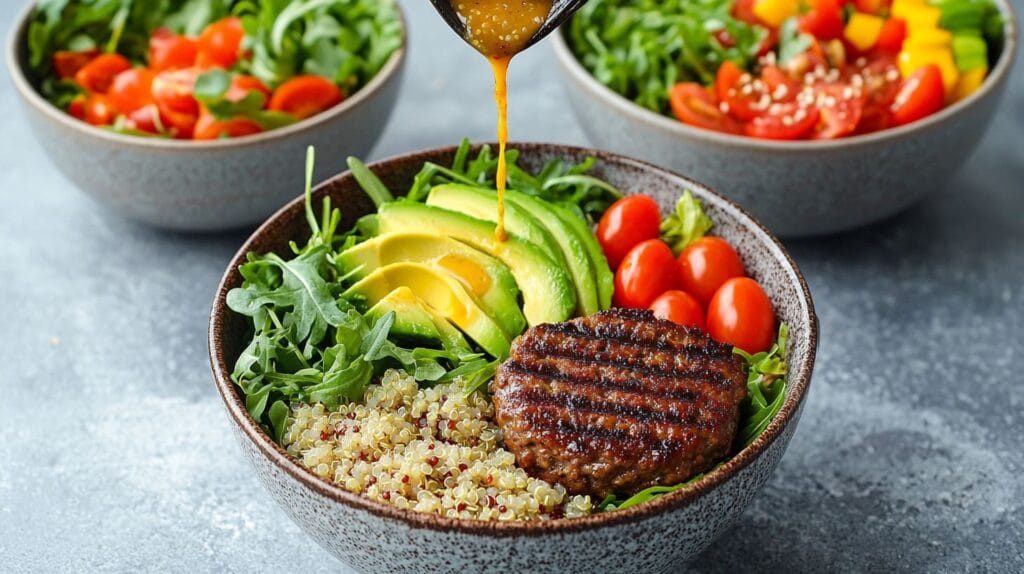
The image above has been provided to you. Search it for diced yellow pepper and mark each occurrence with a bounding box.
[952,67,987,102]
[899,48,961,96]
[845,13,886,51]
[904,27,953,48]
[891,2,942,29]
[753,0,800,27]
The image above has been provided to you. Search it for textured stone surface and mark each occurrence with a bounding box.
[1,1,1021,572]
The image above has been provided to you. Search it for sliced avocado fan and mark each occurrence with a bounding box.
[364,286,471,352]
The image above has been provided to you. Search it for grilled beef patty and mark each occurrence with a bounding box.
[491,308,748,498]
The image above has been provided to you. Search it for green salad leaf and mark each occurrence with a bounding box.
[777,18,813,67]
[660,190,714,255]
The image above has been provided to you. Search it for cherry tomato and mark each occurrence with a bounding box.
[891,64,945,127]
[854,0,881,14]
[74,53,132,94]
[677,236,745,306]
[193,111,262,140]
[799,0,845,41]
[650,290,706,331]
[108,68,155,114]
[613,240,683,309]
[227,74,271,102]
[53,50,99,79]
[812,84,865,139]
[149,28,199,71]
[707,277,776,354]
[596,195,663,270]
[197,17,245,69]
[715,61,759,121]
[82,93,119,126]
[745,103,820,139]
[67,95,87,120]
[760,65,801,103]
[669,83,742,134]
[152,68,200,115]
[125,104,162,134]
[268,75,344,119]
[873,18,907,55]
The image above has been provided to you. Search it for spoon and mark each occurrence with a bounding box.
[428,0,589,53]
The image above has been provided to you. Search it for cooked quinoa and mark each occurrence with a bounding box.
[283,369,593,520]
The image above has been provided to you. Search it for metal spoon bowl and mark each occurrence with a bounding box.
[428,0,588,53]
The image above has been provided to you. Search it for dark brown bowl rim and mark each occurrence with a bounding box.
[550,0,1019,152]
[4,0,407,150]
[208,142,819,537]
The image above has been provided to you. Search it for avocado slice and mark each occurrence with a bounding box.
[376,202,576,325]
[365,286,471,351]
[335,233,526,339]
[547,203,614,311]
[425,184,566,267]
[498,188,601,315]
[344,262,511,358]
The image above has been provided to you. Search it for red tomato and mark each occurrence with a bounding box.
[855,0,882,13]
[53,50,99,79]
[715,61,760,121]
[68,95,87,120]
[197,17,245,69]
[160,107,198,139]
[812,84,865,139]
[108,68,155,114]
[152,68,200,115]
[873,18,907,55]
[74,53,132,94]
[745,103,820,140]
[149,28,199,71]
[800,0,845,41]
[650,290,706,331]
[227,75,271,102]
[193,111,262,140]
[596,195,663,270]
[732,0,762,24]
[760,65,801,103]
[669,83,743,134]
[677,236,746,306]
[707,277,776,354]
[891,64,945,127]
[82,94,119,126]
[125,104,162,134]
[613,240,683,309]
[268,75,344,119]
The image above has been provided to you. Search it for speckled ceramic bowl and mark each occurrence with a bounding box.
[551,0,1018,237]
[209,143,818,573]
[5,1,406,232]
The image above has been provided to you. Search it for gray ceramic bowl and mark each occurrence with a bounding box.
[5,2,406,232]
[209,143,818,573]
[552,1,1018,237]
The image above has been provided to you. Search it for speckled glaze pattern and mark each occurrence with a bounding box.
[209,144,818,573]
[5,2,407,232]
[550,1,1018,237]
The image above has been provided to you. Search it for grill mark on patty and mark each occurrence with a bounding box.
[499,360,703,401]
[530,320,734,360]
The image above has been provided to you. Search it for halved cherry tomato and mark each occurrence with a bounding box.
[74,53,132,93]
[891,64,945,127]
[108,68,155,114]
[613,239,683,309]
[745,103,820,139]
[669,83,742,134]
[677,236,746,306]
[82,93,119,126]
[53,50,99,79]
[596,195,663,270]
[126,104,163,134]
[152,68,200,115]
[160,106,198,139]
[707,277,776,354]
[650,290,706,331]
[193,111,262,140]
[197,17,245,69]
[873,18,907,55]
[68,95,87,120]
[715,60,760,121]
[812,84,865,139]
[149,28,198,71]
[799,0,845,41]
[268,75,344,119]
[760,65,801,103]
[228,75,271,103]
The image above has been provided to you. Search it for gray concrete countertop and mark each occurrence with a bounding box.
[1,1,1021,572]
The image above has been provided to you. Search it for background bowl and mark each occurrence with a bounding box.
[551,0,1018,237]
[5,1,406,232]
[209,143,819,573]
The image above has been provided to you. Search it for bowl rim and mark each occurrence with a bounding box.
[550,0,1019,152]
[208,142,820,537]
[4,0,407,150]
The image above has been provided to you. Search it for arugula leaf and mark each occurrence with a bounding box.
[777,18,813,67]
[734,323,790,447]
[660,190,714,254]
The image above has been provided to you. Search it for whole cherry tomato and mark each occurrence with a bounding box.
[197,17,245,69]
[268,75,344,119]
[67,95,87,120]
[82,94,119,126]
[74,53,132,93]
[677,236,746,306]
[613,239,683,309]
[108,68,155,114]
[149,28,198,71]
[596,195,662,270]
[650,290,706,330]
[707,277,776,354]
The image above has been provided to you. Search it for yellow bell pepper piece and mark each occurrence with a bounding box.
[891,2,942,29]
[753,0,800,27]
[899,49,960,96]
[845,13,886,51]
[904,27,953,48]
[952,67,987,102]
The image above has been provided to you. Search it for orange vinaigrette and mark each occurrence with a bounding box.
[453,0,554,241]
